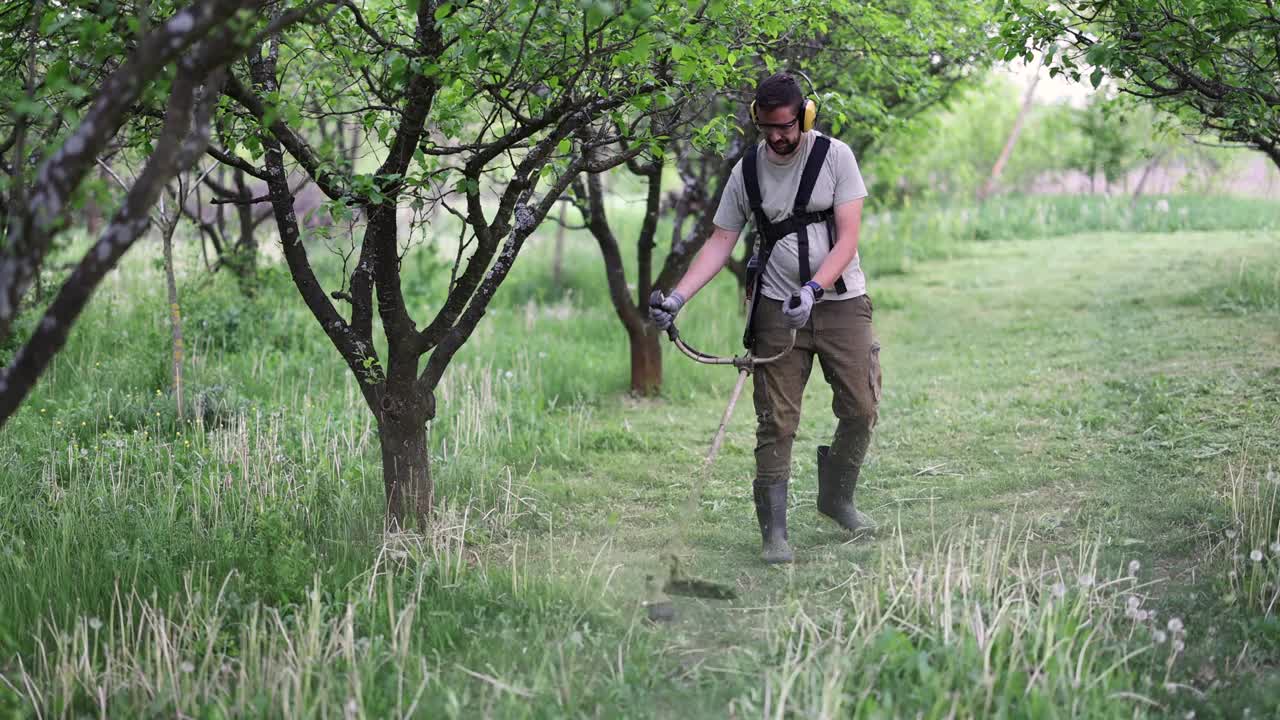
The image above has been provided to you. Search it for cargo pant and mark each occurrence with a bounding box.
[751,294,882,485]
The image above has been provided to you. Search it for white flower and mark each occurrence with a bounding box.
[180,661,195,674]
[1128,560,1140,575]
[1078,573,1095,588]
[1226,529,1238,539]
[1271,542,1280,554]
[504,370,514,379]
[1051,582,1067,598]
[1168,618,1184,634]
[1173,639,1185,653]
[87,617,102,631]
[1154,630,1167,644]
[1127,596,1141,611]
[1251,550,1264,562]
[1136,610,1149,622]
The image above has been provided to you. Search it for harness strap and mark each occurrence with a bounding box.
[742,147,769,240]
[742,146,772,349]
[791,135,831,285]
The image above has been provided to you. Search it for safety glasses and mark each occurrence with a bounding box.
[755,117,800,133]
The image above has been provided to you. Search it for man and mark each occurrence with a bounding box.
[650,73,882,564]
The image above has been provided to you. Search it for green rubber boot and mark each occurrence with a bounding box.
[752,480,794,564]
[817,445,876,532]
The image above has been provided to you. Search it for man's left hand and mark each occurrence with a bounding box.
[782,284,816,329]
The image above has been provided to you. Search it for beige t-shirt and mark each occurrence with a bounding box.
[713,131,868,301]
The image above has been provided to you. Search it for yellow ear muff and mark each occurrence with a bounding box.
[750,98,817,131]
[802,97,817,132]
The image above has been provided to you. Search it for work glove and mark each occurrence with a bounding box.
[648,289,685,331]
[782,283,816,329]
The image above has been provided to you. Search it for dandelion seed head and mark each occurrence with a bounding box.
[1154,630,1167,644]
[1226,529,1238,539]
[87,617,102,631]
[180,661,195,673]
[1173,639,1185,653]
[1078,573,1094,588]
[1128,560,1140,575]
[1251,550,1264,562]
[1168,617,1183,633]
[1051,581,1066,598]
[1271,542,1280,555]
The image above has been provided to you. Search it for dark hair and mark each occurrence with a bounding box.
[754,73,805,115]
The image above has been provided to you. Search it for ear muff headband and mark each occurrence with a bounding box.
[750,71,818,132]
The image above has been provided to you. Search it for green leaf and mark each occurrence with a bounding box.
[1090,67,1104,88]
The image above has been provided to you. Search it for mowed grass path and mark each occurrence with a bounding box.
[529,229,1280,714]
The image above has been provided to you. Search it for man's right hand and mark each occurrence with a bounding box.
[648,290,686,330]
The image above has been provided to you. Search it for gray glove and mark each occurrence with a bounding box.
[648,289,685,330]
[782,284,816,329]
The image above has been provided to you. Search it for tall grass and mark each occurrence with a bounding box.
[729,525,1184,719]
[1181,256,1280,314]
[2,515,662,718]
[1218,459,1280,615]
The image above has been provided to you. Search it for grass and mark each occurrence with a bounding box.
[1,195,1279,717]
[860,194,1280,276]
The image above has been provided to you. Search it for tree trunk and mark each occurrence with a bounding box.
[977,70,1040,202]
[376,388,435,529]
[230,168,258,292]
[628,324,662,396]
[161,208,185,421]
[552,201,566,289]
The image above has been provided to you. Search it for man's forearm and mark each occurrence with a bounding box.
[813,199,863,290]
[673,225,739,300]
[813,234,858,289]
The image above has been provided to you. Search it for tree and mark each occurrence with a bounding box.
[1074,93,1154,194]
[1000,0,1280,169]
[569,86,750,396]
[574,0,998,396]
[0,0,324,424]
[216,0,795,527]
[978,69,1040,201]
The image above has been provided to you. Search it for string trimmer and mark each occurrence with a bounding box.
[643,299,797,621]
